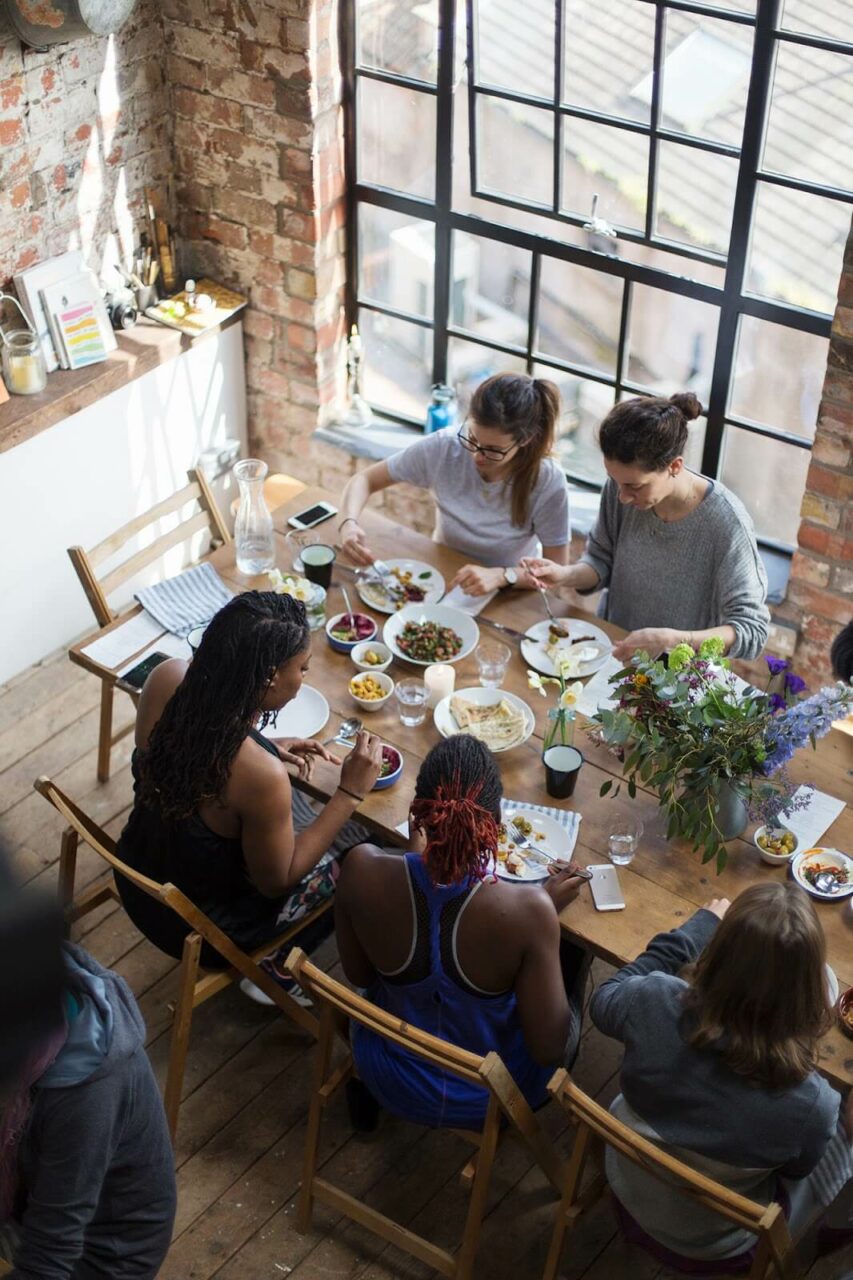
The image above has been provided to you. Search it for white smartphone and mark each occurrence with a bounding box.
[287,501,338,530]
[588,864,626,911]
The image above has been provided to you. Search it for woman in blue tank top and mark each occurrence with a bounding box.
[335,736,591,1130]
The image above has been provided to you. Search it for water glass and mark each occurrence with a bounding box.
[476,640,511,688]
[286,529,322,573]
[543,745,583,800]
[395,679,428,727]
[301,543,335,590]
[607,815,644,865]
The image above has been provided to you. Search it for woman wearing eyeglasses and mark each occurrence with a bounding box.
[337,373,570,595]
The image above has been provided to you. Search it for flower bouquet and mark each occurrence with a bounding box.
[266,568,326,629]
[528,652,584,753]
[593,637,852,871]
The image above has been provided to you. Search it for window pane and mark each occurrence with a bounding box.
[746,182,850,315]
[537,259,622,375]
[357,0,438,83]
[562,119,649,232]
[449,231,530,347]
[475,0,555,98]
[763,42,853,192]
[360,309,433,419]
[658,11,752,146]
[539,365,613,485]
[562,0,656,124]
[655,142,739,255]
[358,79,436,199]
[730,315,827,440]
[358,207,435,319]
[477,97,554,207]
[779,0,850,41]
[720,427,810,546]
[447,338,527,415]
[627,285,719,406]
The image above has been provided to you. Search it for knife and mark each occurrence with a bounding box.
[479,616,528,643]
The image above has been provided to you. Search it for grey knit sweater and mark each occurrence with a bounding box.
[580,477,770,659]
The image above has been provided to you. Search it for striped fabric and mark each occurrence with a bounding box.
[134,563,233,638]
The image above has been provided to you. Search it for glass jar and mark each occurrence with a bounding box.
[233,458,275,575]
[305,583,327,631]
[1,328,47,396]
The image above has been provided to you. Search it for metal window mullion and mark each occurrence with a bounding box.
[553,0,565,215]
[355,66,439,95]
[528,353,618,389]
[341,1,358,332]
[355,184,437,219]
[615,279,633,398]
[466,0,479,197]
[739,293,832,334]
[432,0,456,386]
[527,253,542,374]
[356,299,435,330]
[644,4,666,243]
[445,327,529,359]
[636,0,756,22]
[773,27,853,56]
[755,170,853,204]
[700,0,780,479]
[723,415,815,449]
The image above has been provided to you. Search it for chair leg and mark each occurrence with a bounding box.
[58,827,79,918]
[97,682,114,783]
[163,932,202,1143]
[455,1098,501,1280]
[297,1004,336,1233]
[542,1124,595,1280]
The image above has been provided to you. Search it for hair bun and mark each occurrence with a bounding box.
[669,391,702,421]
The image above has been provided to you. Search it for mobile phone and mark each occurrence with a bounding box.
[287,501,338,530]
[588,864,626,911]
[117,651,170,691]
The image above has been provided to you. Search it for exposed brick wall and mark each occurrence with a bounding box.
[161,0,347,485]
[0,1,171,289]
[784,215,853,685]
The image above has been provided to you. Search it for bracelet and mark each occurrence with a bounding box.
[339,517,360,530]
[337,785,364,803]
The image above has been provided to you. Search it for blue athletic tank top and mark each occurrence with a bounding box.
[351,853,552,1129]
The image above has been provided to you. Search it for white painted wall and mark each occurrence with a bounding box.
[0,322,247,684]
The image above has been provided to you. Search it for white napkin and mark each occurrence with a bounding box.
[574,655,623,718]
[116,631,192,675]
[781,787,846,850]
[81,610,165,669]
[440,584,499,616]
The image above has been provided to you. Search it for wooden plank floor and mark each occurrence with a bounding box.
[1,648,850,1280]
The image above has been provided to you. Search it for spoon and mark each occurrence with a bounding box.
[341,586,355,625]
[322,715,362,747]
[536,582,557,624]
[812,870,844,895]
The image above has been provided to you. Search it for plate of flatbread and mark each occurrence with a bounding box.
[433,686,535,753]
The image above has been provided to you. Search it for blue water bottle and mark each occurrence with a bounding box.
[425,383,457,434]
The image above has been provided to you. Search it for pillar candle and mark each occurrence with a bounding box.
[424,662,455,709]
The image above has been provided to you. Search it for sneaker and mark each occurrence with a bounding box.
[239,975,313,1009]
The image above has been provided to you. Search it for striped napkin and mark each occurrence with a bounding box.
[501,798,582,861]
[134,563,233,638]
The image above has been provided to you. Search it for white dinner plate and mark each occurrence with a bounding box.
[260,684,330,742]
[356,559,445,614]
[383,603,480,666]
[493,807,575,883]
[433,686,535,753]
[790,847,853,901]
[521,618,612,678]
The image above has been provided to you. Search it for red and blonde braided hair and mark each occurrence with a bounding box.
[410,736,501,885]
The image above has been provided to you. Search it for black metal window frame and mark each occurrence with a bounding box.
[342,0,853,551]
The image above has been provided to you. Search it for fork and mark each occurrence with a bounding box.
[508,818,589,876]
[366,559,406,601]
[535,583,558,624]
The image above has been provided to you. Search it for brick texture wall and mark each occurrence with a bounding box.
[782,217,853,684]
[0,0,171,289]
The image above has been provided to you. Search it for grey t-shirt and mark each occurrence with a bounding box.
[386,428,570,566]
[580,476,769,659]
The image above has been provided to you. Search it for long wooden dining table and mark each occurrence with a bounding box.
[69,485,853,1088]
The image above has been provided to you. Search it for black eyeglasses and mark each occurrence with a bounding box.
[456,424,519,463]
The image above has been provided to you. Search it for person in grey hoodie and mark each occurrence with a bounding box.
[1,943,176,1279]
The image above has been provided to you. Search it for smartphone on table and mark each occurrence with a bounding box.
[588,864,626,911]
[117,651,170,693]
[287,501,338,530]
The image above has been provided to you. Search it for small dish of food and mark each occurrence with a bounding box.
[349,671,394,712]
[755,825,799,865]
[790,847,853,901]
[326,611,378,654]
[372,744,403,790]
[351,641,393,672]
[837,986,853,1040]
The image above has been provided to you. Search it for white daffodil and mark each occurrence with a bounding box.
[557,650,582,679]
[267,569,312,601]
[527,669,547,696]
[559,681,584,710]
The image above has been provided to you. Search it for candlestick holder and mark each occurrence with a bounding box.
[343,323,373,427]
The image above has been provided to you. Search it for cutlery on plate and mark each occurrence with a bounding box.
[508,820,593,878]
[536,583,558,623]
[812,871,844,894]
[365,559,406,601]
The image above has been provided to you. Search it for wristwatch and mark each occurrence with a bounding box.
[502,567,519,587]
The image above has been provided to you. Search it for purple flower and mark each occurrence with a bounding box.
[784,672,807,695]
[762,685,853,775]
[768,692,787,713]
[765,656,789,676]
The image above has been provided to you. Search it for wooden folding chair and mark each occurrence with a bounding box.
[543,1069,802,1280]
[67,467,231,781]
[286,947,567,1280]
[35,776,328,1142]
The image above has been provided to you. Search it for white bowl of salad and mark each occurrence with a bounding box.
[383,604,480,666]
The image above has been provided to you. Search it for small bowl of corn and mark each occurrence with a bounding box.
[348,670,394,712]
[351,641,393,672]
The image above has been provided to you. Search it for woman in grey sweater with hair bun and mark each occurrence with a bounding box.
[524,392,770,661]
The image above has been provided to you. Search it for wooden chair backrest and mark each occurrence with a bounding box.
[67,466,232,627]
[550,1070,793,1250]
[287,948,486,1086]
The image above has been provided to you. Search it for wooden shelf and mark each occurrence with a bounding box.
[0,313,241,455]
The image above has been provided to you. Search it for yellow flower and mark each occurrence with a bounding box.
[559,681,583,710]
[633,673,650,687]
[527,670,547,697]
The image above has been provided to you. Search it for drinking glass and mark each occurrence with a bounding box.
[395,679,428,727]
[286,529,322,573]
[476,640,511,687]
[607,815,644,865]
[301,544,336,590]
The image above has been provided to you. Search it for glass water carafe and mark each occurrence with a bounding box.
[233,458,275,575]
